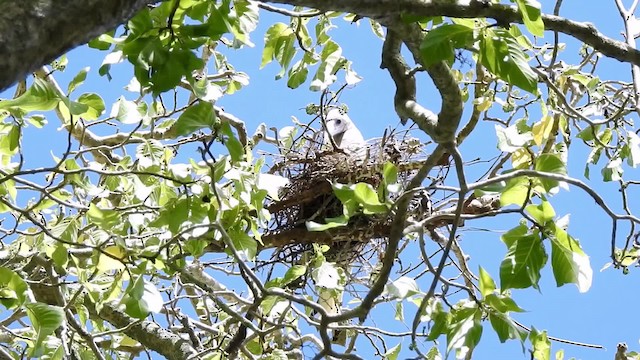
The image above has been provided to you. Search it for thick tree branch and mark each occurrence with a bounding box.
[380,24,463,143]
[2,0,638,100]
[0,0,160,91]
[258,0,640,68]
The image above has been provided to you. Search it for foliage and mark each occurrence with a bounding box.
[0,0,639,359]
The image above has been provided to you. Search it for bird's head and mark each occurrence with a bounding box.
[324,108,353,137]
[322,107,365,157]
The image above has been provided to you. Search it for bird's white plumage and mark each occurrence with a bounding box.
[323,108,365,157]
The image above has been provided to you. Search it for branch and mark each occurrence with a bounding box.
[469,169,639,223]
[257,2,323,17]
[257,0,640,68]
[615,0,640,114]
[380,20,463,144]
[457,64,489,144]
[0,0,160,91]
[31,68,250,165]
[337,145,447,324]
[87,301,199,360]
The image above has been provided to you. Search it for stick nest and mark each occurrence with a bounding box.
[262,131,430,264]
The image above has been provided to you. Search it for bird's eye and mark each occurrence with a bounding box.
[335,119,342,125]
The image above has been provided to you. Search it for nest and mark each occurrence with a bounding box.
[261,130,431,265]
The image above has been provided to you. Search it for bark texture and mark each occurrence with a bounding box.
[0,0,159,91]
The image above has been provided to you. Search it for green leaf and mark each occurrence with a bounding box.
[228,228,257,260]
[576,126,599,142]
[174,101,216,137]
[333,182,356,204]
[136,139,165,168]
[531,114,555,146]
[446,302,483,355]
[190,77,223,102]
[67,67,89,94]
[283,265,307,286]
[495,123,533,153]
[97,245,127,273]
[602,157,623,182]
[476,181,506,194]
[51,54,68,71]
[382,161,398,185]
[49,217,79,243]
[489,312,528,343]
[534,153,566,174]
[75,93,105,120]
[221,122,244,162]
[262,23,287,68]
[420,24,474,66]
[549,224,592,292]
[49,243,69,269]
[0,177,16,202]
[599,128,613,144]
[128,8,153,37]
[479,28,538,93]
[484,293,525,313]
[122,276,163,319]
[0,78,61,113]
[287,62,309,89]
[87,203,121,230]
[25,114,47,128]
[261,22,295,74]
[353,183,387,214]
[534,153,567,192]
[165,197,190,234]
[426,300,449,340]
[310,40,342,91]
[0,124,20,155]
[228,0,259,46]
[386,276,420,299]
[306,215,349,231]
[383,344,402,360]
[514,0,545,37]
[202,4,230,37]
[88,32,115,50]
[394,301,404,321]
[478,267,496,297]
[0,267,28,309]
[525,200,555,225]
[110,96,143,124]
[369,19,385,39]
[530,328,550,360]
[500,176,530,207]
[627,131,640,167]
[500,230,547,290]
[62,97,89,119]
[185,238,208,257]
[25,302,64,357]
[151,49,202,94]
[425,346,442,360]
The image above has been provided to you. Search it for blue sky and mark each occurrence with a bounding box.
[2,1,639,359]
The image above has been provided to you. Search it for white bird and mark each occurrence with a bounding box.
[323,108,366,157]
